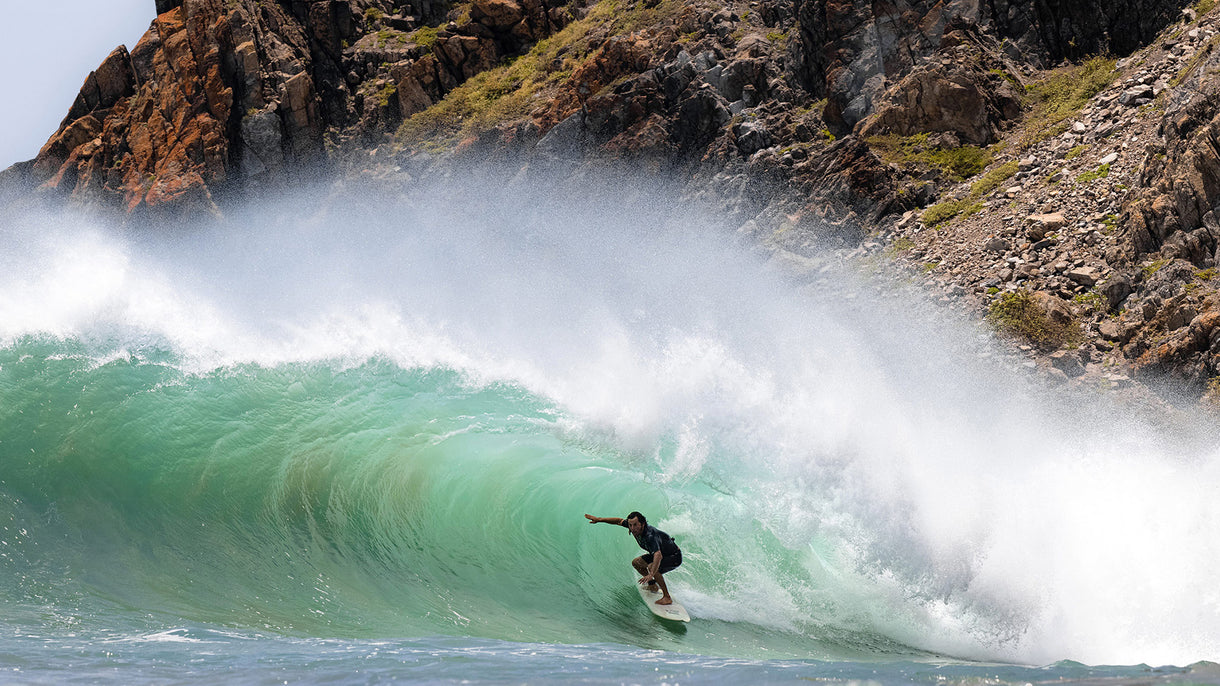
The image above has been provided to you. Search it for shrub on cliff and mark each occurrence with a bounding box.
[970,159,1019,197]
[921,198,982,227]
[987,289,1082,348]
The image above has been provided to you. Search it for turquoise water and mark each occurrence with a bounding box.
[3,183,1220,683]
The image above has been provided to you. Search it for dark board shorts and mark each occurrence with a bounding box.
[636,551,682,574]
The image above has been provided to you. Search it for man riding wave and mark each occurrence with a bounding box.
[584,511,682,605]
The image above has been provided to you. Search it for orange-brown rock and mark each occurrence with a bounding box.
[9,0,583,220]
[28,3,249,218]
[1125,56,1220,266]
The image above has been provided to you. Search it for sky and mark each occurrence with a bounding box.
[0,2,153,169]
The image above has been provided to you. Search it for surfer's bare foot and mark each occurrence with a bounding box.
[656,597,673,606]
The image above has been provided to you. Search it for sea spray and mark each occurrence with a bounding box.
[1,174,1219,669]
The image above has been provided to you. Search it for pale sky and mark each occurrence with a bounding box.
[0,2,153,169]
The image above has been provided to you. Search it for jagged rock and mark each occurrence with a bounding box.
[1100,318,1139,343]
[4,0,583,219]
[1168,303,1199,330]
[735,121,771,155]
[718,59,768,103]
[855,52,1023,144]
[1033,290,1074,327]
[1143,307,1220,373]
[471,0,525,30]
[1103,272,1135,310]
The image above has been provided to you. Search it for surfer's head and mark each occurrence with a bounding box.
[626,511,647,534]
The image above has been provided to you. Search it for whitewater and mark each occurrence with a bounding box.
[2,174,1220,684]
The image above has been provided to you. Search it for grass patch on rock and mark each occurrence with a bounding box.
[396,0,682,149]
[988,289,1081,347]
[1142,258,1170,279]
[971,159,1019,197]
[1077,163,1111,183]
[1072,289,1108,316]
[1019,56,1118,148]
[375,82,398,107]
[918,158,1016,227]
[869,133,993,181]
[411,25,440,52]
[921,198,984,227]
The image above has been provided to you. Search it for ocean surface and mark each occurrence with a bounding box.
[3,177,1220,684]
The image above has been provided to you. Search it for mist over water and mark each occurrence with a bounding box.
[2,172,1220,672]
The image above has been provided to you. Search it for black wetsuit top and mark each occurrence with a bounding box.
[620,521,682,561]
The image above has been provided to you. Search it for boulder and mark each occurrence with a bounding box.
[1027,212,1067,239]
[1099,318,1138,344]
[735,121,771,155]
[854,26,1023,145]
[1119,85,1155,105]
[1102,272,1134,310]
[1066,267,1100,287]
[1049,350,1085,377]
[1032,290,1074,327]
[984,236,1010,253]
[471,0,526,30]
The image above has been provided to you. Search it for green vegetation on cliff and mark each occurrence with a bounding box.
[1020,56,1117,148]
[395,0,684,149]
[987,289,1081,348]
[867,133,993,180]
[921,198,983,227]
[919,159,1017,227]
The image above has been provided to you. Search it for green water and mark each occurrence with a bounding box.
[0,337,907,661]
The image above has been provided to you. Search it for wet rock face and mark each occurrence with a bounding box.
[794,0,1193,134]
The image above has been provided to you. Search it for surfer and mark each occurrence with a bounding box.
[584,511,682,605]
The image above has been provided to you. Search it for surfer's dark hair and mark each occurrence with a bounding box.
[626,511,647,526]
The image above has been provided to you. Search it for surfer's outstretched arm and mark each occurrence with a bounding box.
[585,514,624,525]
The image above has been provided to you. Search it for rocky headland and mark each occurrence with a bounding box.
[5,0,1220,407]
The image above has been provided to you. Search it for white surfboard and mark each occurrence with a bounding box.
[635,579,690,622]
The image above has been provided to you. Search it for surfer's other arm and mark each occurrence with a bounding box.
[584,514,624,525]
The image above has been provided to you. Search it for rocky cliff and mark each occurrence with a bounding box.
[7,0,1220,403]
[5,0,573,218]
